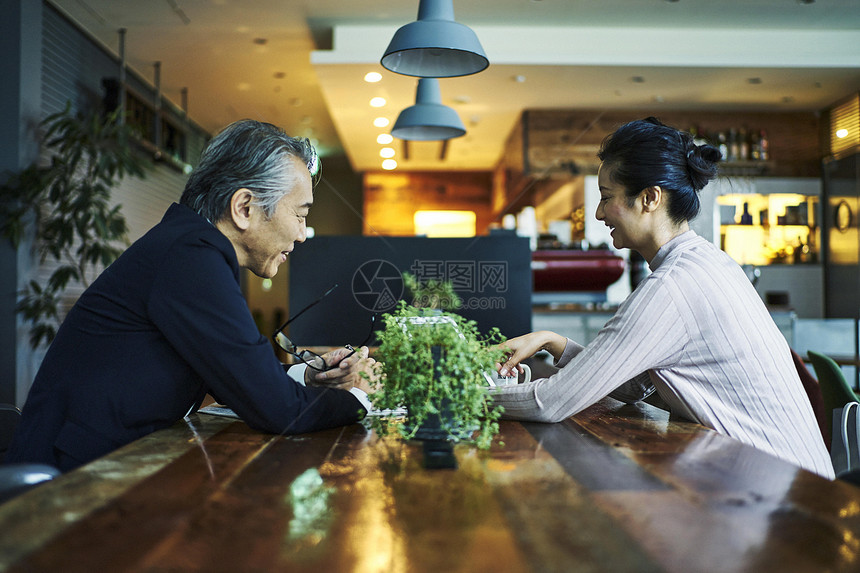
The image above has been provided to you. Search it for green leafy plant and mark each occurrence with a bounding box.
[403,272,461,310]
[0,103,148,347]
[368,281,507,449]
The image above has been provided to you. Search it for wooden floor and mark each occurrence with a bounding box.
[1,398,858,572]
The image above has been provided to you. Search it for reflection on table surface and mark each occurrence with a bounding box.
[1,398,859,572]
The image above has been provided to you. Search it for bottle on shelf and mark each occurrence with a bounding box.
[728,128,740,162]
[793,236,810,264]
[740,202,753,225]
[738,126,750,161]
[758,129,769,161]
[717,131,729,161]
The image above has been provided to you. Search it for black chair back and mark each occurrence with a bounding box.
[0,404,22,463]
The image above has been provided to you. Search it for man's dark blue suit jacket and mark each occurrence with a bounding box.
[6,203,365,471]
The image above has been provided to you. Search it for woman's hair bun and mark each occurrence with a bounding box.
[685,142,721,192]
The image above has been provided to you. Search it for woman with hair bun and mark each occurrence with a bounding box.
[494,117,833,478]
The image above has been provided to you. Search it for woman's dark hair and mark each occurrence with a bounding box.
[597,117,722,224]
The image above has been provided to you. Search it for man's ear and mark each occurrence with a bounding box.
[228,188,255,230]
[641,186,662,213]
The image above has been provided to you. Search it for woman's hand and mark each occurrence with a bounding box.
[496,330,567,377]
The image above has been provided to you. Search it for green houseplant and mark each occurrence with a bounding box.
[0,104,148,348]
[368,274,507,449]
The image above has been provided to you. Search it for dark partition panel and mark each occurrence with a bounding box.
[288,235,532,346]
[823,153,860,318]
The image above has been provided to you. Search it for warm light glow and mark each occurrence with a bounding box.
[377,133,394,145]
[364,72,382,83]
[373,117,390,128]
[414,210,477,237]
[370,97,386,108]
[381,159,397,170]
[261,279,272,292]
[380,147,395,158]
[837,128,850,139]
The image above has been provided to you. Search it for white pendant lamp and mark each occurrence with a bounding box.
[391,78,465,141]
[381,0,488,78]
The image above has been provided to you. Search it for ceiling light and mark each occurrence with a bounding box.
[370,97,387,107]
[837,129,849,138]
[391,78,466,141]
[381,0,489,78]
[382,159,398,170]
[373,117,390,128]
[380,147,396,158]
[364,72,383,83]
[377,133,394,144]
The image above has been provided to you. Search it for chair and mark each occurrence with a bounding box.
[0,403,61,504]
[0,463,61,504]
[790,349,829,448]
[807,351,859,449]
[0,403,22,463]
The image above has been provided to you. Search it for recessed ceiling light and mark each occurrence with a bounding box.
[370,97,386,108]
[377,133,394,144]
[513,75,526,83]
[373,117,390,128]
[382,159,397,170]
[653,95,665,103]
[837,129,849,138]
[364,72,382,83]
[380,147,395,158]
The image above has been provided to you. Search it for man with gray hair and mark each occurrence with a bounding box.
[7,120,373,472]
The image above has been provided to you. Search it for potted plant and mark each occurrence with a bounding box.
[0,103,148,348]
[367,274,507,449]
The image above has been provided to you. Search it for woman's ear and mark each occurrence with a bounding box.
[641,186,663,213]
[228,188,255,230]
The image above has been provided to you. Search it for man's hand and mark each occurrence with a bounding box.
[305,346,377,391]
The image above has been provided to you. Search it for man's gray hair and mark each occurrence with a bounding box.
[180,119,320,222]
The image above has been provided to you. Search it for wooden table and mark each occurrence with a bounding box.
[1,398,859,572]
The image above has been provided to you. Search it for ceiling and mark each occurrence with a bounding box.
[49,0,860,172]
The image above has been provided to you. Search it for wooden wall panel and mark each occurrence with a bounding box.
[363,171,494,236]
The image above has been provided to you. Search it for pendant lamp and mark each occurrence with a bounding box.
[391,78,465,141]
[381,0,488,78]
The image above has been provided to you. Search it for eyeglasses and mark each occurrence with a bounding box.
[272,283,377,371]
